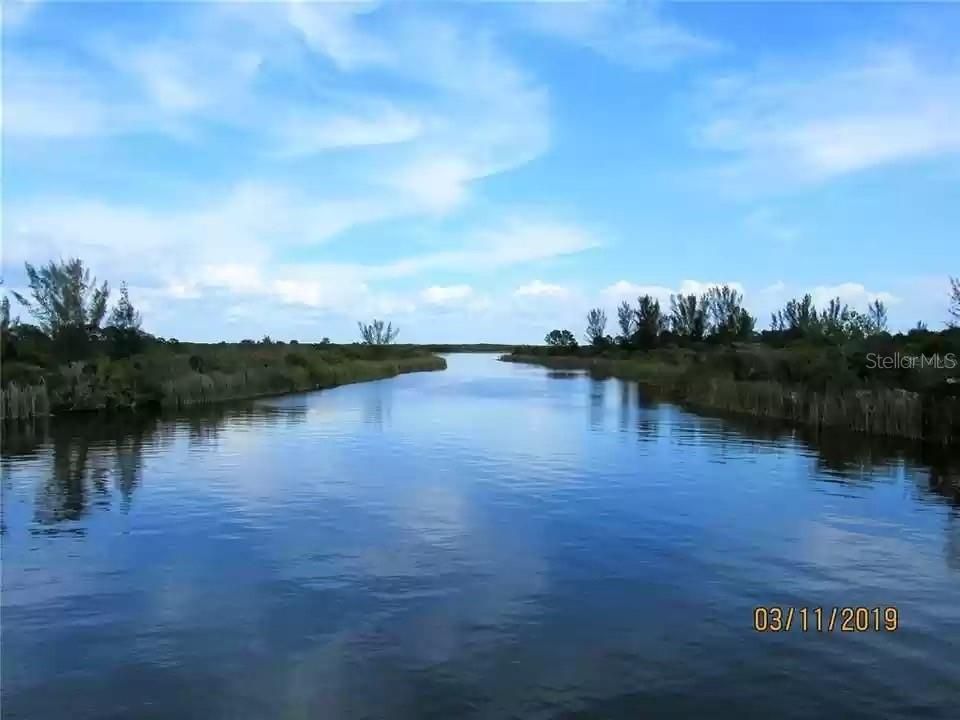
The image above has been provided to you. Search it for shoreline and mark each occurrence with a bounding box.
[501,353,959,445]
[1,355,446,422]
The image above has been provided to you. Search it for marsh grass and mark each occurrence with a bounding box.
[2,344,445,419]
[0,383,50,421]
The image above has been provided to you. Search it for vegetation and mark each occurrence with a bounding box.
[358,319,399,345]
[545,329,578,349]
[585,308,609,347]
[950,276,960,328]
[2,258,445,420]
[502,283,960,444]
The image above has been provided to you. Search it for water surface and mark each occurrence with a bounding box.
[3,354,959,719]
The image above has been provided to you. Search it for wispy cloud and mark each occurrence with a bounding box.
[694,46,960,188]
[376,217,600,278]
[519,0,719,70]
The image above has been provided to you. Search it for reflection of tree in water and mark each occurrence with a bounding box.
[634,384,662,441]
[33,415,159,525]
[713,413,960,502]
[589,377,606,431]
[12,403,307,528]
[618,380,632,433]
[362,384,393,430]
[669,406,960,569]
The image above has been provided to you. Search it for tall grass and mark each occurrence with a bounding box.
[160,356,446,410]
[0,383,50,421]
[2,348,446,419]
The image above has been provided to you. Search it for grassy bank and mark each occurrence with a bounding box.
[2,343,445,420]
[502,350,959,444]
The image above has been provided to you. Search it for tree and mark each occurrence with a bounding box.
[704,285,752,341]
[109,282,142,331]
[734,307,756,339]
[1,294,19,361]
[616,301,635,343]
[545,329,578,348]
[771,294,819,337]
[634,295,664,349]
[669,293,706,341]
[818,297,852,340]
[1,295,11,334]
[867,299,888,334]
[358,319,399,345]
[13,258,109,337]
[105,282,144,358]
[585,307,608,346]
[12,258,109,359]
[949,277,959,328]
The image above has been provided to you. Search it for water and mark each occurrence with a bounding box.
[2,354,958,719]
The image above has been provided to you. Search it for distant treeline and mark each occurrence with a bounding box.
[420,343,517,353]
[1,258,444,420]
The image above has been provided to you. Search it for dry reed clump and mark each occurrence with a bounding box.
[0,382,51,421]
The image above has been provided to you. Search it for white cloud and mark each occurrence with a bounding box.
[695,47,960,187]
[388,155,475,214]
[521,0,719,69]
[514,280,569,298]
[810,283,900,308]
[5,1,550,203]
[421,285,474,305]
[376,217,599,278]
[2,58,132,138]
[1,0,41,31]
[274,105,424,157]
[600,280,674,305]
[2,182,394,282]
[677,279,744,296]
[286,0,387,71]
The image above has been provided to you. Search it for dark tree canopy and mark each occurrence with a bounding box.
[634,295,665,349]
[545,329,578,348]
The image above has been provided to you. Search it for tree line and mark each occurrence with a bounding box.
[1,258,403,370]
[546,280,960,350]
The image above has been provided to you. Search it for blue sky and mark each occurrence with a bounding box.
[2,1,958,343]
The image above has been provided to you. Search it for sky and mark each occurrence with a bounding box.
[2,0,958,343]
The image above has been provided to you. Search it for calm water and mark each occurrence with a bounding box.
[2,354,959,719]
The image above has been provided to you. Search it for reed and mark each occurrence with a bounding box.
[0,382,50,421]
